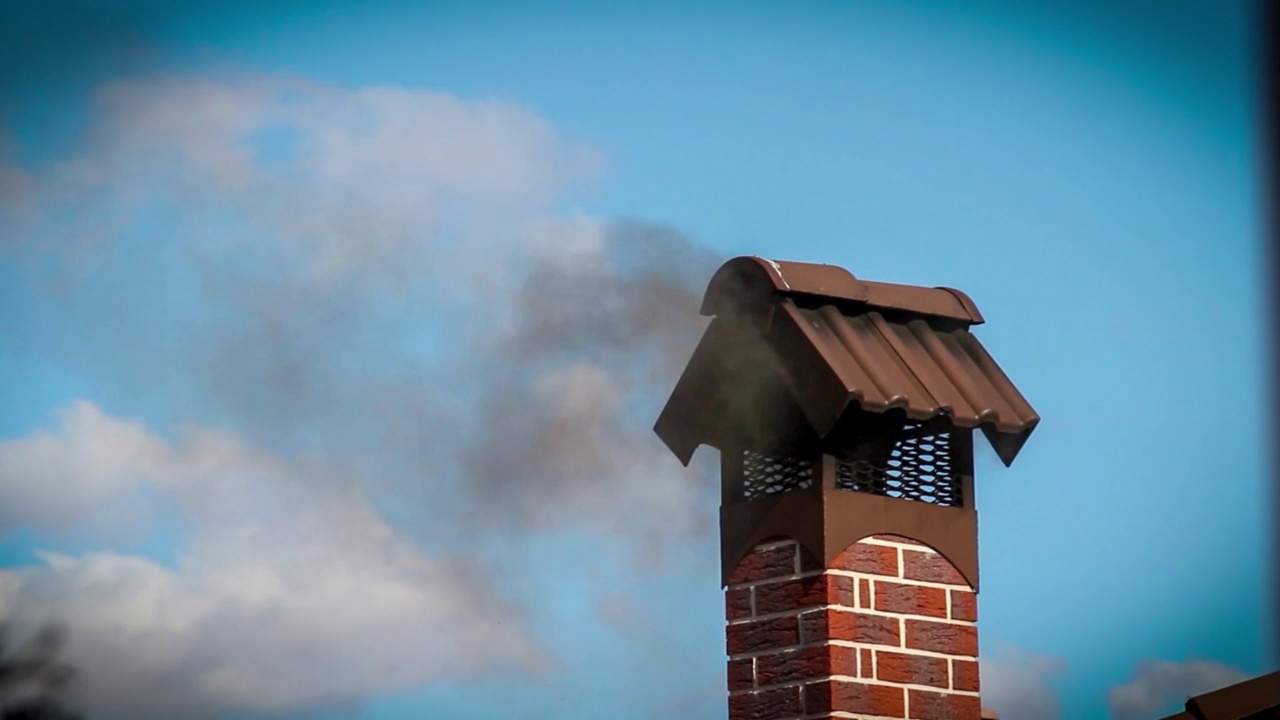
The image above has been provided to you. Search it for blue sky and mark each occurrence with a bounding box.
[0,2,1268,719]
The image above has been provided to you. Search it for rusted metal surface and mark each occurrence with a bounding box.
[657,256,1039,468]
[1156,669,1280,720]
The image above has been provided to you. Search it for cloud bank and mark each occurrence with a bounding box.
[0,403,549,720]
[1109,659,1252,720]
[980,648,1067,720]
[0,70,720,718]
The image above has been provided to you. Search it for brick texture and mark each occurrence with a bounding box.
[754,574,853,615]
[727,617,799,655]
[831,541,899,576]
[726,588,752,621]
[729,686,802,720]
[800,608,899,647]
[905,619,979,657]
[728,545,798,585]
[876,650,949,688]
[951,590,977,622]
[903,550,968,586]
[728,659,754,691]
[756,646,831,687]
[726,537,981,720]
[805,679,906,716]
[875,580,948,618]
[908,689,982,720]
[952,659,980,692]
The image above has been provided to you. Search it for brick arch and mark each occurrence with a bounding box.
[725,535,818,587]
[724,535,983,720]
[833,533,976,592]
[829,535,978,623]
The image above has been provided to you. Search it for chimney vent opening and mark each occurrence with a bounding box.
[835,422,963,507]
[740,450,815,499]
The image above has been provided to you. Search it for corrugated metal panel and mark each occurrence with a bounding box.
[656,256,1039,468]
[774,302,1037,466]
[800,304,1036,434]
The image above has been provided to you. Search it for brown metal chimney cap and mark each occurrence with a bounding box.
[656,256,1039,468]
[700,256,986,325]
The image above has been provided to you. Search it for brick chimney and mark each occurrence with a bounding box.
[655,257,1038,720]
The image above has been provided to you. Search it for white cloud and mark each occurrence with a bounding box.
[1,70,716,551]
[0,402,548,720]
[4,71,604,285]
[1109,659,1251,720]
[981,648,1066,720]
[0,70,720,718]
[0,401,172,533]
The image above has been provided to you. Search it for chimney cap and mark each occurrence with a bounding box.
[656,256,1039,467]
[701,256,985,325]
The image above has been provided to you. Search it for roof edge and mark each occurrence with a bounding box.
[1184,668,1280,719]
[701,256,985,325]
[701,256,868,317]
[936,286,986,324]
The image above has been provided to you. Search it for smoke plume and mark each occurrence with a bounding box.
[0,70,721,718]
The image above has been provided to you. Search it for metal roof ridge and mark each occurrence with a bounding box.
[701,256,985,325]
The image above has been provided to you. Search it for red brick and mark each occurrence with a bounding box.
[902,550,968,587]
[872,533,931,547]
[727,617,799,656]
[759,643,854,679]
[728,685,802,720]
[728,545,798,586]
[726,588,753,621]
[797,609,824,644]
[754,574,853,615]
[801,608,900,647]
[728,658,754,691]
[905,620,978,657]
[858,578,871,608]
[876,650,949,688]
[950,590,977,622]
[875,580,948,618]
[952,659,980,692]
[802,681,833,714]
[828,644,857,677]
[860,648,873,678]
[805,679,905,716]
[831,541,899,576]
[755,646,829,686]
[908,689,981,720]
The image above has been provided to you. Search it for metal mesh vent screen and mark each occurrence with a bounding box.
[836,424,962,506]
[741,451,814,499]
